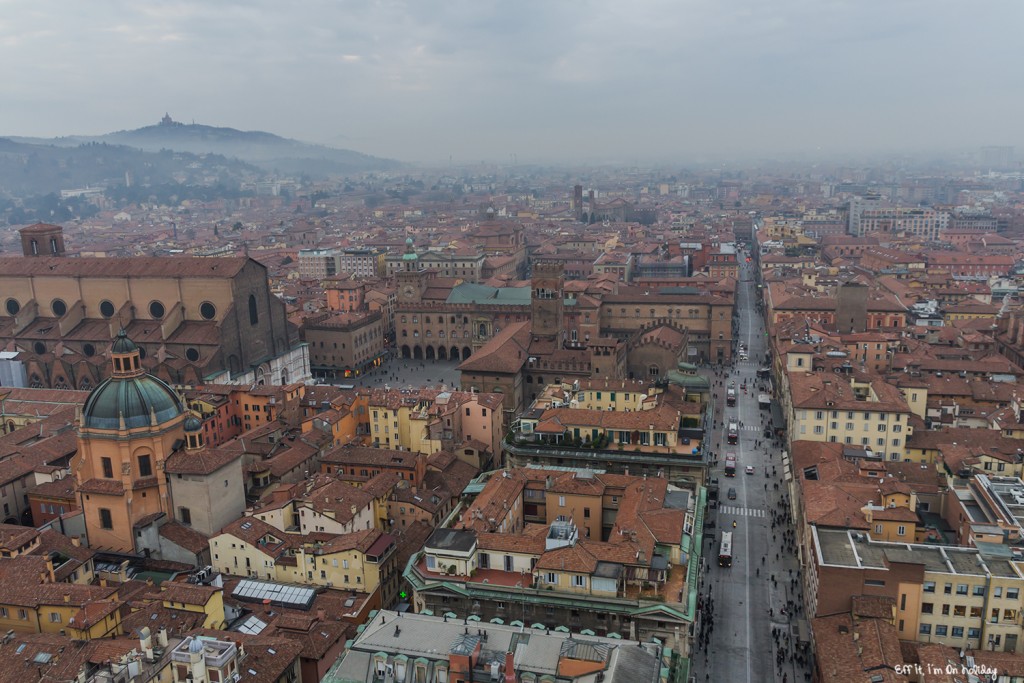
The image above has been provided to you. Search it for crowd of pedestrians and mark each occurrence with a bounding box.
[695,255,814,683]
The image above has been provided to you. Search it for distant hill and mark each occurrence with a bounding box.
[10,115,399,176]
[0,137,259,198]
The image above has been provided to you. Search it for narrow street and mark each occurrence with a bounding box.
[692,244,813,683]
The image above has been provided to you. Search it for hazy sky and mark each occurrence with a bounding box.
[1,1,1021,164]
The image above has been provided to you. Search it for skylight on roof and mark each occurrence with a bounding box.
[235,615,267,636]
[232,579,316,610]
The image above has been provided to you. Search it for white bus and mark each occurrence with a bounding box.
[719,531,733,568]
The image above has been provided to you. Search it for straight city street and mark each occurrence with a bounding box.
[692,245,812,683]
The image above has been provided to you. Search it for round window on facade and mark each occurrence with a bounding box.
[5,299,20,316]
[51,299,67,317]
[199,302,217,320]
[149,301,165,319]
[33,341,46,355]
[83,343,96,357]
[185,347,200,362]
[99,300,116,318]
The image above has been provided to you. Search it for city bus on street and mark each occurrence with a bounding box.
[727,420,739,444]
[718,531,733,567]
[726,385,737,407]
[724,453,737,477]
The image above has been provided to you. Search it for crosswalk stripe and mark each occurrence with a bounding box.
[717,505,766,518]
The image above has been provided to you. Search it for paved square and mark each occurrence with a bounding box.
[332,356,463,392]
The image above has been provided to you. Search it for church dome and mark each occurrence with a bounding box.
[183,414,203,432]
[81,330,184,430]
[82,374,184,430]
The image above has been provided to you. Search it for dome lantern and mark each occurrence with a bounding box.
[110,328,144,379]
[184,413,204,450]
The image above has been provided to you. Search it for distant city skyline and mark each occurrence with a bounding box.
[2,1,1022,164]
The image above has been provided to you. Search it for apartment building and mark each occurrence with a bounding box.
[404,467,702,655]
[300,245,387,280]
[329,610,678,683]
[303,310,388,378]
[297,248,339,279]
[0,411,78,526]
[786,370,913,461]
[355,388,505,464]
[945,475,1024,548]
[598,288,734,364]
[183,382,306,448]
[385,245,487,281]
[320,446,477,524]
[0,387,88,435]
[811,527,1024,654]
[168,634,302,683]
[0,556,122,638]
[163,433,247,537]
[789,440,934,589]
[505,380,706,483]
[847,197,948,240]
[324,278,368,313]
[295,386,505,468]
[209,513,400,606]
[337,248,386,279]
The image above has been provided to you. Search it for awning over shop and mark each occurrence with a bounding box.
[795,619,810,645]
[770,403,786,432]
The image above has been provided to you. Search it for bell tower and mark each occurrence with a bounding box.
[19,223,65,257]
[397,237,425,303]
[531,263,564,341]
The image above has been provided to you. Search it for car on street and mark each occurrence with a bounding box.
[745,466,755,474]
[727,487,737,500]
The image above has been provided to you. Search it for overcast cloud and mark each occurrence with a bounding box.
[1,0,1020,164]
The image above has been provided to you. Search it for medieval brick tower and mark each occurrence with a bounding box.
[531,263,565,341]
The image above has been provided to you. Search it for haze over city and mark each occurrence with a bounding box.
[6,2,1024,682]
[2,0,1022,164]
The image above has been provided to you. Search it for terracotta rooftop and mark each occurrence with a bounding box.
[811,613,908,683]
[159,522,211,555]
[0,255,251,279]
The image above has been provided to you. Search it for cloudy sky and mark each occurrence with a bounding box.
[1,1,1021,164]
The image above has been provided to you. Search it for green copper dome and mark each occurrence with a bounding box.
[402,236,419,260]
[110,329,138,354]
[82,374,184,430]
